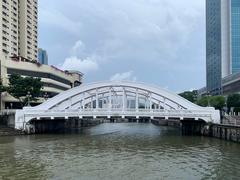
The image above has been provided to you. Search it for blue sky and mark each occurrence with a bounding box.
[38,0,206,92]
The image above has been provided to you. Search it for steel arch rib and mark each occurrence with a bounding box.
[30,81,207,110]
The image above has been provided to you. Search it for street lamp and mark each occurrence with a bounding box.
[26,91,32,107]
[207,91,211,107]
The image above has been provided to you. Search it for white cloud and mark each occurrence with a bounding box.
[110,71,137,82]
[39,0,206,90]
[71,40,85,55]
[39,8,82,35]
[60,56,98,73]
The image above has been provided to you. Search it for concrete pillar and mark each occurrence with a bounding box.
[122,88,125,111]
[145,97,147,110]
[109,89,112,111]
[91,97,93,110]
[163,98,166,110]
[96,89,99,110]
[82,93,85,110]
[150,93,152,112]
[79,101,82,110]
[136,89,139,112]
[69,97,72,109]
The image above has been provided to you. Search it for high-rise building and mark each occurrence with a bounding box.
[38,48,48,65]
[0,0,38,61]
[206,0,240,95]
[0,0,84,109]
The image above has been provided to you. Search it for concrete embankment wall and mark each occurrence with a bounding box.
[0,114,23,136]
[0,114,15,128]
[204,124,240,143]
[152,119,205,135]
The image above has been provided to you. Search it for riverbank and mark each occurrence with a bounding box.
[202,123,240,143]
[0,126,24,136]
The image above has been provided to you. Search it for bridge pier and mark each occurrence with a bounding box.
[180,119,206,135]
[29,117,102,134]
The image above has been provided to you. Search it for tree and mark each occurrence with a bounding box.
[7,74,43,107]
[197,95,225,110]
[179,90,198,103]
[196,96,209,107]
[209,96,225,110]
[227,94,240,109]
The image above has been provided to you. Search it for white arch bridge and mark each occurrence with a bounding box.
[15,81,220,131]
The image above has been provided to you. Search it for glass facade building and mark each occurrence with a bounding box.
[38,48,48,65]
[206,0,222,95]
[231,0,240,73]
[206,0,240,95]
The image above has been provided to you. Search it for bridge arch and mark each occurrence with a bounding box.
[33,81,204,110]
[15,81,220,130]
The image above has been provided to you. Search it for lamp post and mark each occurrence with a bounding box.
[207,91,211,107]
[26,91,32,107]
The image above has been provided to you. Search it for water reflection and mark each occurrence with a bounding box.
[0,123,240,180]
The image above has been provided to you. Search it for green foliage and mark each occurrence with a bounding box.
[196,96,209,107]
[179,90,198,103]
[7,74,43,107]
[0,79,6,93]
[209,96,225,110]
[227,94,240,109]
[233,107,240,113]
[197,96,225,110]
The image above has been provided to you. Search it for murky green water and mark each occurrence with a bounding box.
[0,123,240,180]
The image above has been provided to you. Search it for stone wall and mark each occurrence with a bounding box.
[222,116,240,126]
[209,124,240,143]
[0,114,22,136]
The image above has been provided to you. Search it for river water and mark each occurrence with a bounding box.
[0,123,240,180]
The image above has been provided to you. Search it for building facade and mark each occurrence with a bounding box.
[206,0,240,95]
[38,48,48,65]
[0,0,84,109]
[231,0,240,73]
[0,0,38,61]
[0,56,83,109]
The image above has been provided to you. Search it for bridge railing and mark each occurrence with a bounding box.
[21,108,214,118]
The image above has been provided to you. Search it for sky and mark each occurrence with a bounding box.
[38,0,206,93]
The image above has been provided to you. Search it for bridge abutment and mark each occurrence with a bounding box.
[180,119,206,136]
[29,118,102,134]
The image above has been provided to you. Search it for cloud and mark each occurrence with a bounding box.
[110,71,137,82]
[39,0,206,91]
[60,56,98,73]
[60,40,100,73]
[39,8,82,35]
[71,40,85,55]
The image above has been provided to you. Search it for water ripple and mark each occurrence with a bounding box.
[0,123,240,180]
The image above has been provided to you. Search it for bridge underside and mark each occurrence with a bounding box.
[15,81,220,132]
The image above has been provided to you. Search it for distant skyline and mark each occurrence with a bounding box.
[38,0,206,92]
